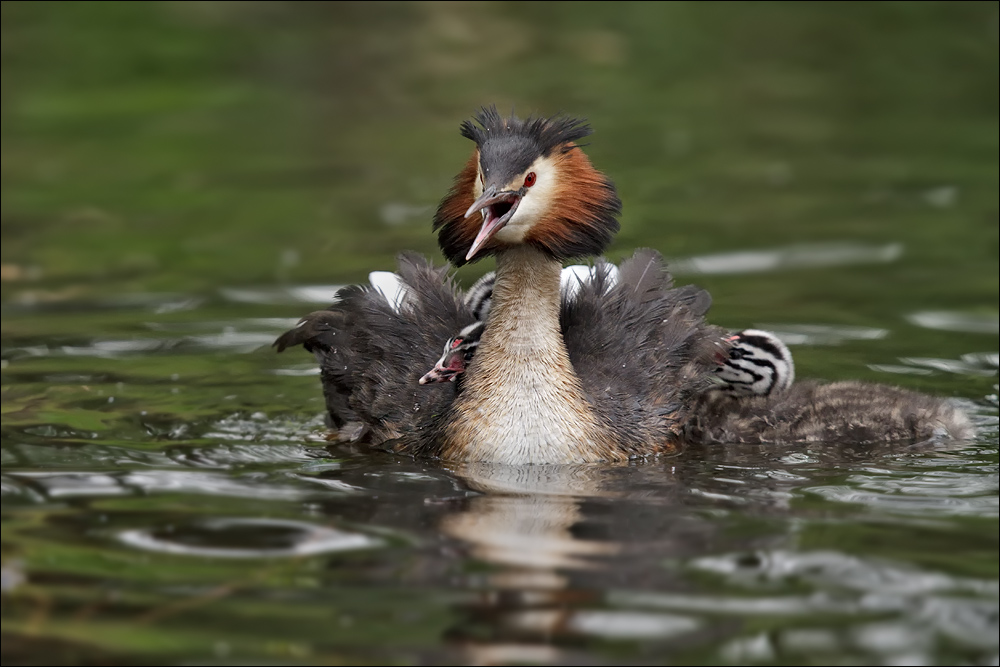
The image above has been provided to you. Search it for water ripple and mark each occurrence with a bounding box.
[963,352,1000,369]
[804,459,999,517]
[144,317,299,333]
[907,311,999,335]
[8,469,314,501]
[219,285,344,305]
[167,442,322,468]
[808,483,998,517]
[5,328,295,359]
[566,610,700,639]
[689,549,997,598]
[670,241,902,275]
[752,323,888,346]
[897,357,997,377]
[201,413,325,443]
[118,517,380,558]
[868,363,935,376]
[609,589,856,616]
[615,549,999,663]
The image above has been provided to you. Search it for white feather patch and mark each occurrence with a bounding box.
[368,271,409,313]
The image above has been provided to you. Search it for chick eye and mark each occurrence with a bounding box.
[523,172,536,188]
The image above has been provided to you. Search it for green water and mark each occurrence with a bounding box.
[2,2,997,664]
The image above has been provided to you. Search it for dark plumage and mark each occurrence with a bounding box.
[686,330,972,444]
[276,106,970,461]
[277,249,724,459]
[274,254,466,442]
[459,107,593,184]
[687,379,973,445]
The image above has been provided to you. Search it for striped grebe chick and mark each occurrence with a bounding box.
[419,320,485,385]
[712,329,794,396]
[688,330,972,444]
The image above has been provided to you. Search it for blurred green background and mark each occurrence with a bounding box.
[3,1,996,307]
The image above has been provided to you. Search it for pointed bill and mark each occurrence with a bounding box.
[463,186,522,261]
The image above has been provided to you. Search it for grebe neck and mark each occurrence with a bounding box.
[487,246,564,355]
[440,246,619,463]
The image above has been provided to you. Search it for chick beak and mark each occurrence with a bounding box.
[714,334,739,365]
[418,348,469,385]
[418,366,455,385]
[463,185,522,261]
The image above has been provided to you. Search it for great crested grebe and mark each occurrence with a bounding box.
[275,107,725,463]
[687,330,972,444]
[275,107,972,458]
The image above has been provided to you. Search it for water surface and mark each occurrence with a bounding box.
[2,3,997,664]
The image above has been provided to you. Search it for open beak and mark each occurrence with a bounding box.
[418,344,469,385]
[463,185,522,261]
[419,366,458,385]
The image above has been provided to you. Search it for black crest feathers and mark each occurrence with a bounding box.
[459,105,593,157]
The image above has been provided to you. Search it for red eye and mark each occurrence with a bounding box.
[450,338,463,349]
[523,172,536,188]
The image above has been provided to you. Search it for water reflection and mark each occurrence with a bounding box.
[906,310,999,335]
[6,290,197,311]
[686,548,999,660]
[669,241,902,275]
[897,356,998,377]
[753,323,888,346]
[691,549,997,597]
[808,478,999,517]
[403,439,997,662]
[3,322,298,360]
[872,352,1000,379]
[219,285,345,305]
[438,463,643,657]
[8,469,313,501]
[2,405,996,664]
[963,352,1000,369]
[118,517,380,559]
[441,463,622,571]
[433,460,783,656]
